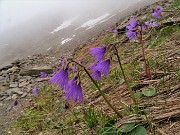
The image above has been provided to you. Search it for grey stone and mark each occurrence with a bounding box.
[12,94,18,99]
[6,105,12,111]
[9,83,18,88]
[1,64,13,71]
[19,66,53,76]
[4,75,10,83]
[19,82,29,87]
[9,74,18,82]
[0,76,4,81]
[18,78,27,83]
[24,85,32,93]
[6,66,18,74]
[25,76,32,81]
[0,93,7,97]
[4,96,12,101]
[11,59,21,65]
[6,88,23,96]
[1,83,10,91]
[0,96,7,101]
[34,78,49,82]
[20,92,28,98]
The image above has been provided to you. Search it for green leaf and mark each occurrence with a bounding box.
[130,83,138,90]
[128,126,147,135]
[57,103,65,112]
[98,127,118,135]
[134,92,142,99]
[118,123,136,133]
[142,86,157,97]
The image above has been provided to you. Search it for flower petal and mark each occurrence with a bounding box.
[49,69,68,91]
[65,84,83,102]
[89,46,106,61]
[95,59,110,76]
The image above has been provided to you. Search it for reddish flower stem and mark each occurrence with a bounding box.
[139,27,151,79]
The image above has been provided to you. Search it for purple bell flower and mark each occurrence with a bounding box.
[92,70,102,80]
[152,22,159,27]
[94,59,110,76]
[32,86,38,95]
[126,18,138,40]
[49,69,68,91]
[65,83,83,102]
[40,72,47,78]
[89,62,98,70]
[65,76,78,92]
[145,22,151,26]
[145,21,158,27]
[89,46,106,61]
[129,18,138,28]
[113,29,119,34]
[126,31,137,41]
[13,100,18,106]
[152,6,163,18]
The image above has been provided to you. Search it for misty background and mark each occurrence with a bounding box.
[0,0,160,68]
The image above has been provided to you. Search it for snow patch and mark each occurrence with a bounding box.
[61,38,73,45]
[75,13,110,30]
[46,47,51,51]
[50,16,79,34]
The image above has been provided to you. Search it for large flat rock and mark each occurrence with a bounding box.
[19,66,53,76]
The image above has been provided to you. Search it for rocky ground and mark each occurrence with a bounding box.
[0,54,58,134]
[0,0,179,135]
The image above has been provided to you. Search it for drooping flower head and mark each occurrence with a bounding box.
[129,18,138,28]
[113,28,119,34]
[40,72,47,78]
[65,78,83,102]
[13,100,18,106]
[94,59,110,76]
[91,70,102,80]
[126,18,138,40]
[32,86,38,95]
[152,22,159,27]
[49,69,68,91]
[78,61,82,65]
[145,21,159,27]
[126,31,137,41]
[89,46,106,61]
[68,76,78,88]
[89,62,98,70]
[126,18,138,31]
[152,6,163,18]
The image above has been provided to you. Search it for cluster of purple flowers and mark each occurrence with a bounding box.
[125,6,163,41]
[126,18,138,41]
[49,57,83,102]
[152,6,163,18]
[89,46,110,80]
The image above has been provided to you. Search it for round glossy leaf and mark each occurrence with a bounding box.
[142,86,156,97]
[128,126,147,135]
[118,123,136,133]
[134,92,142,99]
[98,127,118,135]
